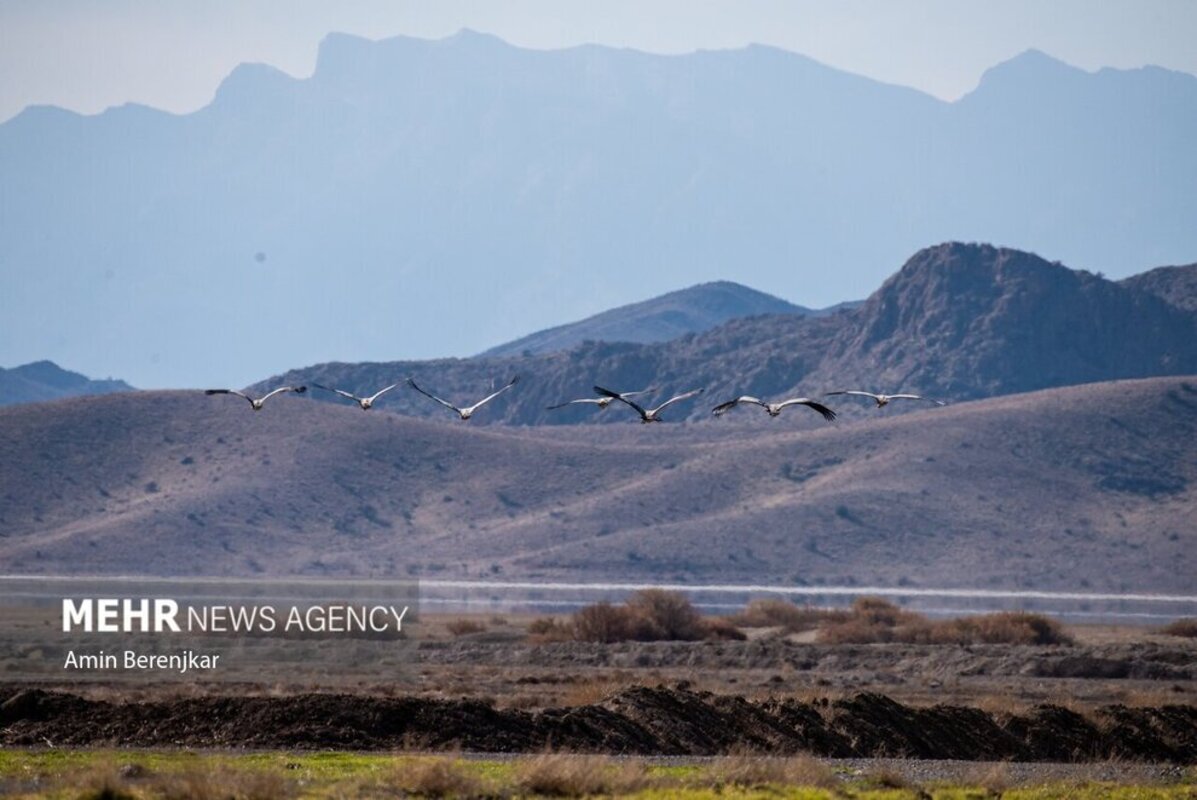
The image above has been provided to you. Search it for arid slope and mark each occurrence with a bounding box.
[0,376,1193,591]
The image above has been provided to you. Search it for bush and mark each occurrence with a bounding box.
[728,598,848,632]
[625,589,707,641]
[527,617,573,641]
[703,616,748,641]
[942,611,1072,646]
[569,591,740,643]
[817,599,1073,645]
[573,602,636,643]
[445,619,486,637]
[1160,618,1197,638]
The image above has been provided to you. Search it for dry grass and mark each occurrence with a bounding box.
[1159,618,1197,638]
[560,676,634,707]
[70,766,138,800]
[391,757,487,798]
[159,769,290,800]
[64,762,290,800]
[512,753,652,796]
[865,767,929,798]
[961,762,1014,797]
[817,598,1073,646]
[706,753,838,789]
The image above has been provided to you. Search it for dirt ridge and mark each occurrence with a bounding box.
[2,686,1194,762]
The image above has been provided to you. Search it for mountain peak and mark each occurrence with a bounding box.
[443,28,508,46]
[830,242,1196,398]
[479,280,807,358]
[0,361,133,406]
[873,243,1082,315]
[964,48,1085,101]
[212,62,297,107]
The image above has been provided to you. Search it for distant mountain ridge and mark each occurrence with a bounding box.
[263,243,1197,425]
[0,361,133,407]
[3,32,1195,388]
[480,281,813,357]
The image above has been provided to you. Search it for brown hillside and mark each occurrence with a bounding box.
[0,377,1194,592]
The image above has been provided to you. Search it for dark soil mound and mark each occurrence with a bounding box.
[1,685,1193,762]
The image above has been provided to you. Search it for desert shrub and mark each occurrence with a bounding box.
[817,600,1072,646]
[445,619,486,637]
[573,601,637,643]
[942,611,1073,646]
[391,758,485,798]
[1160,618,1197,638]
[728,598,849,631]
[512,753,650,796]
[570,592,734,642]
[527,617,574,642]
[817,597,926,644]
[624,589,707,641]
[703,616,748,641]
[851,596,920,626]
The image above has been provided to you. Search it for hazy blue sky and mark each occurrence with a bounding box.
[2,0,1196,122]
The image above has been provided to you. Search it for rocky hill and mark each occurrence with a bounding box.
[262,243,1197,425]
[1120,263,1197,311]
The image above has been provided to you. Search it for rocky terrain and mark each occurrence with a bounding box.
[263,244,1197,426]
[1121,262,1197,312]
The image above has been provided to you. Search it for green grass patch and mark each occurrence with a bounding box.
[0,749,1190,798]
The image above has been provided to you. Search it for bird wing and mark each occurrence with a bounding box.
[711,399,738,416]
[619,388,656,399]
[313,383,361,402]
[365,383,400,403]
[406,378,462,413]
[711,396,762,416]
[260,386,304,403]
[824,390,880,400]
[468,375,520,412]
[594,385,648,418]
[205,388,253,406]
[651,388,704,414]
[889,394,946,405]
[547,398,605,410]
[775,398,838,421]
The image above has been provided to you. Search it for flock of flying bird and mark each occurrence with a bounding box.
[205,378,945,423]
